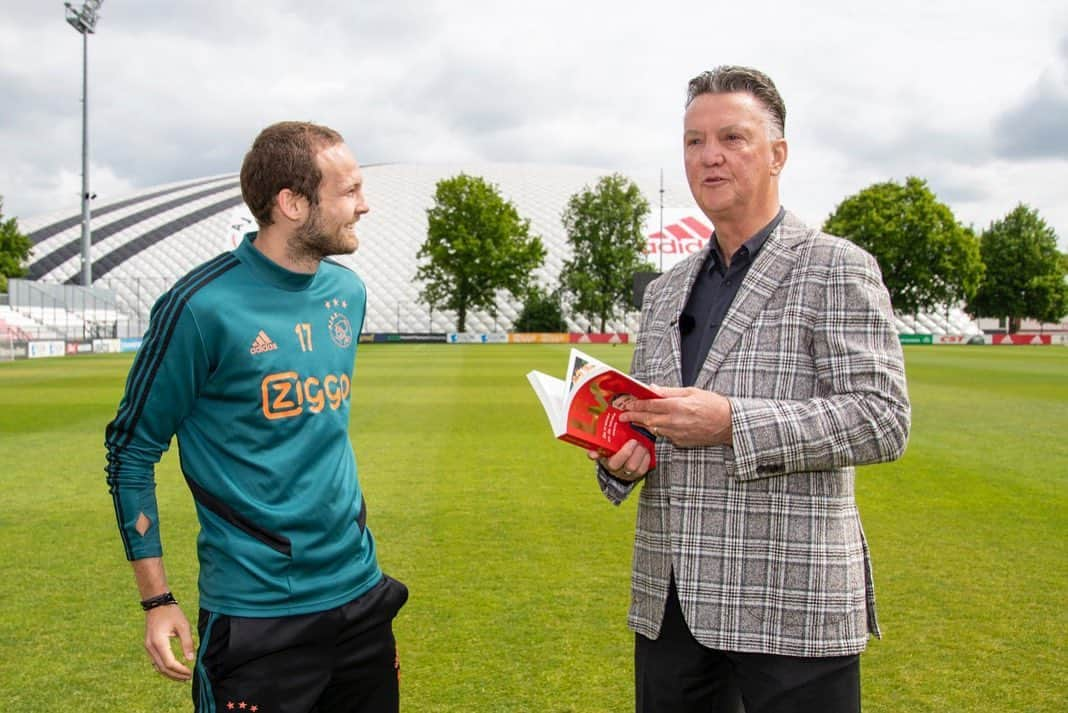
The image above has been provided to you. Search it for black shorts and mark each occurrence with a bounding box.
[192,574,408,713]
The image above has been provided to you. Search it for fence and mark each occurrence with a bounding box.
[9,276,644,338]
[6,279,129,340]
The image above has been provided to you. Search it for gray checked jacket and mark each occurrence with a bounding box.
[599,210,910,658]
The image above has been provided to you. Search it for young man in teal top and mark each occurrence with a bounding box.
[105,121,407,712]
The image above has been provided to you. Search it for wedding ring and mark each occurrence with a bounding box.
[623,469,633,477]
[652,426,659,437]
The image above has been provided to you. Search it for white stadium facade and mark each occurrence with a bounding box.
[6,162,983,348]
[13,164,709,339]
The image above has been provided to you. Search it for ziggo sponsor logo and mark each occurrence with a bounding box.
[261,371,350,420]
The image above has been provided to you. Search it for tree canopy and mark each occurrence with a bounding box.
[512,285,567,333]
[966,203,1067,332]
[0,197,32,293]
[558,174,652,332]
[822,177,984,316]
[415,174,546,332]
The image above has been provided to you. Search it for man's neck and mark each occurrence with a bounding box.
[252,226,320,274]
[712,204,781,265]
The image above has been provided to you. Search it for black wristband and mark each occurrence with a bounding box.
[140,591,178,611]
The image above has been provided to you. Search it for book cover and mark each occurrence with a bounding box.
[527,348,660,466]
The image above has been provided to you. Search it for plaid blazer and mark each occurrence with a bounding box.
[599,211,910,657]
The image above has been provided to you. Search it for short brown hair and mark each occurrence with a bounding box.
[686,66,786,139]
[240,121,344,226]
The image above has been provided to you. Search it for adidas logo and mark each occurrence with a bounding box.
[648,215,713,242]
[250,330,278,355]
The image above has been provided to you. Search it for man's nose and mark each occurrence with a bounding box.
[701,143,724,165]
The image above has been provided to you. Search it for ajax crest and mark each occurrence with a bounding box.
[328,312,353,348]
[323,297,353,348]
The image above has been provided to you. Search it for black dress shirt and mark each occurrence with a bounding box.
[679,207,785,386]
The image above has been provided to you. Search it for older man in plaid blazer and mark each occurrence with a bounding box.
[591,67,910,713]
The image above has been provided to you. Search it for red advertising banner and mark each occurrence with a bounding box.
[991,334,1052,345]
[934,335,986,345]
[569,333,630,344]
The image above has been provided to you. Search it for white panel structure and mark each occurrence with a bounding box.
[23,165,699,335]
[20,163,983,338]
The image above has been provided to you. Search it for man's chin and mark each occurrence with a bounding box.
[329,230,359,255]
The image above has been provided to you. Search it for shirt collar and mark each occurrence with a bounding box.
[238,232,319,291]
[708,206,786,272]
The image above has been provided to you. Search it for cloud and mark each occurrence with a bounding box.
[2,0,1067,251]
[925,176,990,206]
[992,33,1068,159]
[106,1,444,50]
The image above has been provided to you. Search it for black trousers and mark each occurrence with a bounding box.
[192,574,408,713]
[635,577,860,713]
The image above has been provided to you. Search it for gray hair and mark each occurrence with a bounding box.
[686,66,786,139]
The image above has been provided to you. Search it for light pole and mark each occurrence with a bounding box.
[658,168,664,272]
[64,0,104,286]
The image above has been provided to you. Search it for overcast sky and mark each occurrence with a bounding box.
[2,0,1066,248]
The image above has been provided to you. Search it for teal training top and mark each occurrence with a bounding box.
[105,234,381,617]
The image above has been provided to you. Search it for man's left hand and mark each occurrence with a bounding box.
[619,386,732,448]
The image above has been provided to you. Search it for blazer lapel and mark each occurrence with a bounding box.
[661,249,712,388]
[694,213,808,388]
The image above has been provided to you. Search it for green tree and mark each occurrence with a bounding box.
[822,177,984,315]
[416,174,546,332]
[0,197,32,293]
[966,204,1068,333]
[558,174,652,332]
[512,285,567,333]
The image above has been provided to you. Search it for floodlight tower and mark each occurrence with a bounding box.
[65,0,104,286]
[658,168,664,272]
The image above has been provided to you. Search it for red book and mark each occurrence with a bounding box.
[527,349,660,466]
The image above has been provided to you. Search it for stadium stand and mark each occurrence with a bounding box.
[18,164,984,339]
[0,305,39,341]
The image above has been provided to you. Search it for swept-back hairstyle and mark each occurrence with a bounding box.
[686,66,786,139]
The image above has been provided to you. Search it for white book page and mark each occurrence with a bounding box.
[526,370,567,435]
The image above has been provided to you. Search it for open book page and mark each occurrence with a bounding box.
[527,370,567,434]
[527,349,660,466]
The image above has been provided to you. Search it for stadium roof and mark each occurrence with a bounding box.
[22,164,705,333]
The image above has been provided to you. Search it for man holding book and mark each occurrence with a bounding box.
[589,66,910,713]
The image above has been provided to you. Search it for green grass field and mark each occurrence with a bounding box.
[1,345,1065,712]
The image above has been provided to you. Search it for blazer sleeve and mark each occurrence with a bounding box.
[727,244,910,481]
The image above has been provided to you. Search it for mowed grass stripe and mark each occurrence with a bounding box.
[0,354,200,712]
[354,344,635,712]
[0,345,1064,712]
[857,346,1066,713]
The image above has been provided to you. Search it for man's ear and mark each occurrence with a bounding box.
[770,138,788,176]
[274,188,308,223]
